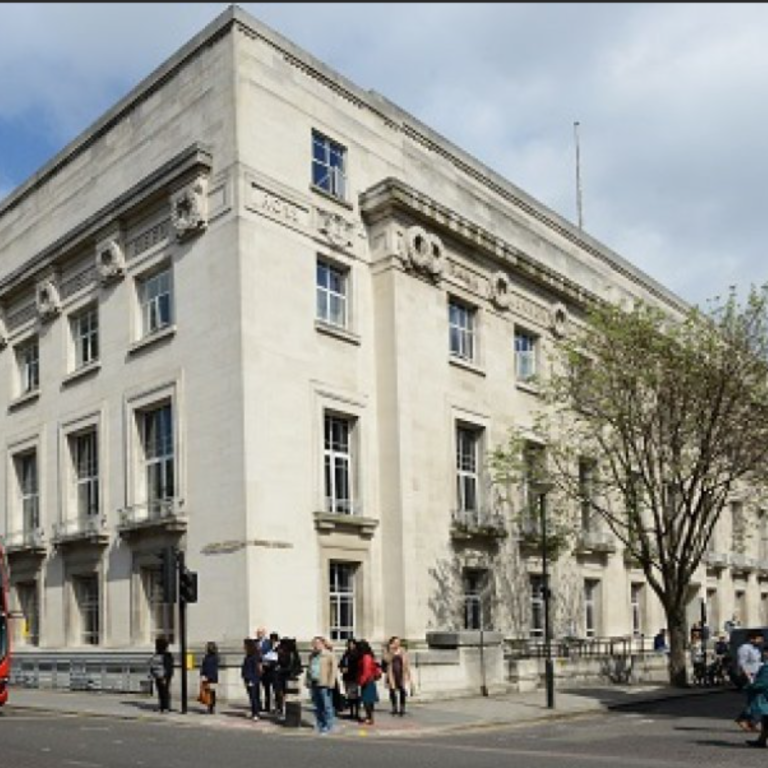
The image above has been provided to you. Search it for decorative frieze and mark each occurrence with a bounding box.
[550,301,569,337]
[316,208,357,250]
[170,175,208,241]
[95,228,126,284]
[399,225,445,281]
[36,275,61,322]
[129,219,171,259]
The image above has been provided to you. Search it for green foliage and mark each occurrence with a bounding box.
[492,284,768,684]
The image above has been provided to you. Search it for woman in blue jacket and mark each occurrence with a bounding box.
[241,638,262,720]
[200,641,220,714]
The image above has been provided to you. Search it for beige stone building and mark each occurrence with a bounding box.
[1,6,765,696]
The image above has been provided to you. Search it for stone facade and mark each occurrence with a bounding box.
[1,6,765,697]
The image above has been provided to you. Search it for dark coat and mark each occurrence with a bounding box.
[201,653,219,683]
[162,651,174,680]
[745,663,768,718]
[241,653,261,685]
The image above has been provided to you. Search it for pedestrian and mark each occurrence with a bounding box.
[653,628,668,653]
[339,638,361,721]
[260,632,279,713]
[745,647,768,748]
[149,636,174,713]
[384,636,412,716]
[241,637,263,720]
[199,641,220,714]
[735,630,764,731]
[305,635,337,734]
[357,639,381,726]
[274,636,299,717]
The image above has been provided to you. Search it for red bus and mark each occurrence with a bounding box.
[0,541,9,706]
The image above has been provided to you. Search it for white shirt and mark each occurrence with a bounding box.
[737,642,762,678]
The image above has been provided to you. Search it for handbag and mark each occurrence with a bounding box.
[197,681,212,706]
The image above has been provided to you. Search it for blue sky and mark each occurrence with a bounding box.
[1,3,767,308]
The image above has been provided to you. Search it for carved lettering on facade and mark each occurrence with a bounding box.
[507,292,552,328]
[448,260,481,292]
[261,190,300,223]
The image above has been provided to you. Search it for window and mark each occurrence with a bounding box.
[735,589,747,626]
[530,575,544,638]
[456,426,481,516]
[75,575,100,646]
[316,259,348,328]
[514,330,537,382]
[760,512,768,563]
[17,338,39,394]
[16,582,39,647]
[139,268,172,337]
[142,404,175,510]
[312,130,347,200]
[521,442,546,531]
[579,458,597,532]
[631,583,644,637]
[732,501,746,551]
[707,588,719,634]
[142,567,175,644]
[584,579,600,637]
[71,306,99,369]
[449,300,476,362]
[463,569,490,630]
[762,594,768,627]
[72,431,99,518]
[324,413,355,514]
[329,562,356,640]
[16,452,39,533]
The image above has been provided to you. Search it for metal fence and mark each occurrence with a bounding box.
[10,652,153,694]
[505,634,655,659]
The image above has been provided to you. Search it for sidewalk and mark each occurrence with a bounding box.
[4,683,731,737]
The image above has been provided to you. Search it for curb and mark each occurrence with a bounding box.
[605,685,734,711]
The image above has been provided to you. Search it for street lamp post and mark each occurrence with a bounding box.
[537,482,555,709]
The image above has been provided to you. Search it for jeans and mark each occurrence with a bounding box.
[311,685,334,732]
[246,682,262,717]
[155,677,171,712]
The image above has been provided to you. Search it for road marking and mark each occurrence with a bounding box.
[64,761,103,768]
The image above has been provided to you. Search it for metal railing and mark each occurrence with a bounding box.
[506,634,654,659]
[451,509,506,537]
[4,527,46,552]
[117,498,185,529]
[52,515,107,544]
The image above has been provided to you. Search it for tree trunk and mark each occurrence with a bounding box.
[665,601,689,688]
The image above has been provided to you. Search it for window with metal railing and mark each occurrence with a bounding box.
[514,329,537,382]
[75,575,100,646]
[71,305,99,369]
[449,299,476,362]
[73,431,99,519]
[324,413,355,514]
[143,404,174,513]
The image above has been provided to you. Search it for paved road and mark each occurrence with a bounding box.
[1,690,760,768]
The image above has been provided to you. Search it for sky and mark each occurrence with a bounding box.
[1,2,766,308]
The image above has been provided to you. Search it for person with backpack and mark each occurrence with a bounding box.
[356,639,380,725]
[149,637,174,713]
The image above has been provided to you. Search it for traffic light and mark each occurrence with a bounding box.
[179,567,198,604]
[158,546,177,604]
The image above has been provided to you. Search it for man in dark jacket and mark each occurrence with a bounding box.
[241,638,262,720]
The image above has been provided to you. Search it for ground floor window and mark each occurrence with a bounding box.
[530,575,544,638]
[16,581,39,647]
[329,562,356,641]
[584,579,600,638]
[141,567,175,644]
[463,569,490,630]
[631,583,644,637]
[74,575,100,646]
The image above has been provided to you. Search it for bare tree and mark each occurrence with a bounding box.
[492,286,768,686]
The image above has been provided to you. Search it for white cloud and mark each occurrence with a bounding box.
[1,2,767,305]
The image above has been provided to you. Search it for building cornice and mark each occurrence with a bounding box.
[0,143,212,298]
[0,5,687,317]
